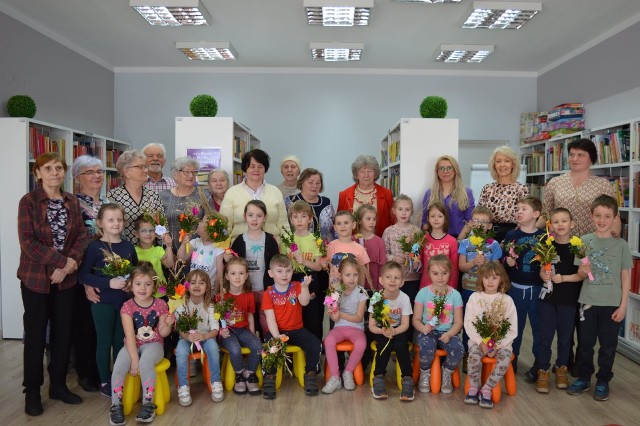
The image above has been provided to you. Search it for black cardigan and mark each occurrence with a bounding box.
[230,232,279,290]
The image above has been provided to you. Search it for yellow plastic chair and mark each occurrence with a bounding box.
[122,358,171,416]
[369,341,413,390]
[221,347,264,391]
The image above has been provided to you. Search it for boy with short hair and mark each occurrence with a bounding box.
[502,196,544,378]
[261,255,322,400]
[567,195,632,401]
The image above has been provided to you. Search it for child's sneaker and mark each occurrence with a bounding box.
[555,366,569,389]
[262,374,276,400]
[479,394,494,409]
[464,391,479,405]
[233,371,247,395]
[211,381,224,402]
[567,378,590,395]
[100,382,111,399]
[342,371,355,391]
[371,374,388,399]
[418,369,431,393]
[109,404,126,426]
[441,368,453,394]
[535,369,550,394]
[400,376,415,402]
[322,376,342,394]
[135,402,156,423]
[177,385,192,407]
[524,366,537,383]
[593,382,609,401]
[304,372,319,396]
[244,371,261,396]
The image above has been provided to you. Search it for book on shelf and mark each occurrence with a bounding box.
[29,127,66,159]
[528,183,545,200]
[635,172,640,208]
[105,149,123,168]
[546,143,568,172]
[388,141,400,164]
[234,136,247,159]
[634,123,640,161]
[599,175,629,208]
[631,258,640,295]
[380,149,389,168]
[523,151,545,173]
[105,175,122,191]
[73,140,103,160]
[233,170,243,185]
[590,129,630,165]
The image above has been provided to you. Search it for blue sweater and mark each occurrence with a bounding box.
[502,228,544,286]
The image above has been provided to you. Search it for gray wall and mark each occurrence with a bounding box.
[115,71,536,205]
[0,12,114,136]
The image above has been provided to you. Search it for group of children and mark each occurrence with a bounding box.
[77,191,631,424]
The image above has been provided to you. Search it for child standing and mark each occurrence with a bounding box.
[133,217,174,284]
[230,200,279,335]
[322,257,369,394]
[382,195,423,307]
[414,255,464,394]
[501,196,544,378]
[175,270,223,406]
[108,263,173,425]
[355,204,385,291]
[369,261,414,401]
[218,257,263,396]
[262,255,323,399]
[535,208,586,393]
[420,202,458,289]
[326,211,371,289]
[178,217,224,292]
[464,261,518,409]
[79,203,138,398]
[568,195,632,401]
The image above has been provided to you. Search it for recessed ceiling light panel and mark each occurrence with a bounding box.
[305,0,373,26]
[176,42,236,60]
[463,1,541,29]
[310,43,364,61]
[435,44,494,63]
[393,1,462,3]
[131,0,210,26]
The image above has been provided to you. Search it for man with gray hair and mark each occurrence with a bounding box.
[143,142,176,191]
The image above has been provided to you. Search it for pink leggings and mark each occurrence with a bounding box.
[324,327,366,377]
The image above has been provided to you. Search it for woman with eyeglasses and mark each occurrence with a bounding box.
[159,157,206,251]
[107,150,162,246]
[421,155,475,240]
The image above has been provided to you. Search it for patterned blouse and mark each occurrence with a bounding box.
[76,193,107,238]
[47,199,68,251]
[107,186,162,245]
[159,189,206,251]
[285,193,337,242]
[478,182,529,224]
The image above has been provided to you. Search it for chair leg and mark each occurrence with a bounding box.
[122,374,137,416]
[395,357,402,390]
[353,361,364,385]
[256,365,264,387]
[324,358,331,382]
[293,351,306,388]
[412,347,421,384]
[154,378,165,415]
[431,355,442,394]
[504,364,517,396]
[452,366,461,388]
[275,366,283,390]
[464,374,470,395]
[224,355,236,392]
[369,353,377,388]
[202,357,212,393]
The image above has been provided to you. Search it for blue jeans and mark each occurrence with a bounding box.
[219,327,262,373]
[538,302,576,370]
[416,329,464,371]
[508,284,541,361]
[176,337,220,386]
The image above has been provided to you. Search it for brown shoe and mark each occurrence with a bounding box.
[555,366,569,389]
[536,369,550,394]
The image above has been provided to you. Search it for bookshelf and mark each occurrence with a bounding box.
[379,118,458,214]
[0,117,132,339]
[520,119,640,364]
[174,117,261,187]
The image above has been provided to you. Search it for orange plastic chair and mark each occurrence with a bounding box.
[464,353,517,403]
[323,340,364,385]
[412,347,461,393]
[173,350,212,393]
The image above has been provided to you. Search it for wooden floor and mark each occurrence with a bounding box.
[1,327,638,426]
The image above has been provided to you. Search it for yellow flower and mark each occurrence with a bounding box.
[469,235,483,247]
[545,237,553,246]
[214,312,221,320]
[316,238,323,246]
[382,305,391,315]
[570,236,583,247]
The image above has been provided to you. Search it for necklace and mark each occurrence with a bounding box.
[354,185,376,206]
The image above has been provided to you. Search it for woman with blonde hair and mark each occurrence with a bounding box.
[421,155,474,239]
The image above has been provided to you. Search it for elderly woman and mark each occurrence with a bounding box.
[285,168,336,242]
[220,149,289,240]
[541,138,621,236]
[159,156,206,250]
[277,155,301,198]
[478,146,529,243]
[71,155,106,392]
[338,155,395,237]
[18,152,87,416]
[107,150,162,245]
[421,155,475,239]
[204,169,230,212]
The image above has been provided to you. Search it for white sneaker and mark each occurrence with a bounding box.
[189,359,198,378]
[441,368,453,394]
[322,376,343,394]
[211,381,224,402]
[418,369,431,393]
[342,371,356,391]
[177,385,192,407]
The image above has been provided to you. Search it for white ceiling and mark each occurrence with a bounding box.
[2,0,640,74]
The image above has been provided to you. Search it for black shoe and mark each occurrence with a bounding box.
[524,367,537,383]
[24,389,43,416]
[263,375,276,400]
[79,377,100,392]
[100,383,112,398]
[304,372,319,396]
[49,386,83,404]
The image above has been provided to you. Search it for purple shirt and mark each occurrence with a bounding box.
[421,187,475,238]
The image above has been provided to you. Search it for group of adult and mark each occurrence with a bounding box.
[17,136,617,416]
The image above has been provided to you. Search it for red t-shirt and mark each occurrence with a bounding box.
[261,282,303,332]
[223,292,255,330]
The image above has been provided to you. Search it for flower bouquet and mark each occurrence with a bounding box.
[370,290,393,354]
[531,221,558,299]
[281,226,303,272]
[261,335,292,376]
[205,212,230,248]
[98,248,133,279]
[471,297,511,354]
[504,240,526,268]
[428,292,448,327]
[175,306,202,352]
[569,236,594,281]
[142,208,168,237]
[397,230,425,272]
[468,225,495,255]
[178,204,201,254]
[323,283,345,311]
[313,229,327,258]
[213,290,236,329]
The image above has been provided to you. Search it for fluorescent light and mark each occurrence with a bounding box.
[435,44,494,63]
[310,43,364,61]
[393,1,462,3]
[176,42,236,60]
[130,0,211,26]
[305,0,373,26]
[463,2,541,29]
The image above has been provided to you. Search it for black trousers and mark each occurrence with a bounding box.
[265,328,322,374]
[576,305,620,383]
[72,284,99,382]
[372,331,413,377]
[293,271,327,342]
[21,283,75,390]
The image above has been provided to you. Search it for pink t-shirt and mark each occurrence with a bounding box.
[326,240,370,286]
[419,233,459,289]
[362,235,385,291]
[120,298,169,347]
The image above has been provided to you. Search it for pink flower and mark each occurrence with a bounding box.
[290,243,298,252]
[184,281,190,290]
[487,238,495,244]
[192,207,200,216]
[269,346,279,354]
[157,286,167,295]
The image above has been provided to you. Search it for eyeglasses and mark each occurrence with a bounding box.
[438,166,454,173]
[138,228,155,234]
[179,169,199,177]
[79,169,105,177]
[127,164,147,170]
[471,219,492,225]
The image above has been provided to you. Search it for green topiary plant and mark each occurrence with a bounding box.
[7,95,37,118]
[189,94,218,117]
[419,96,447,119]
